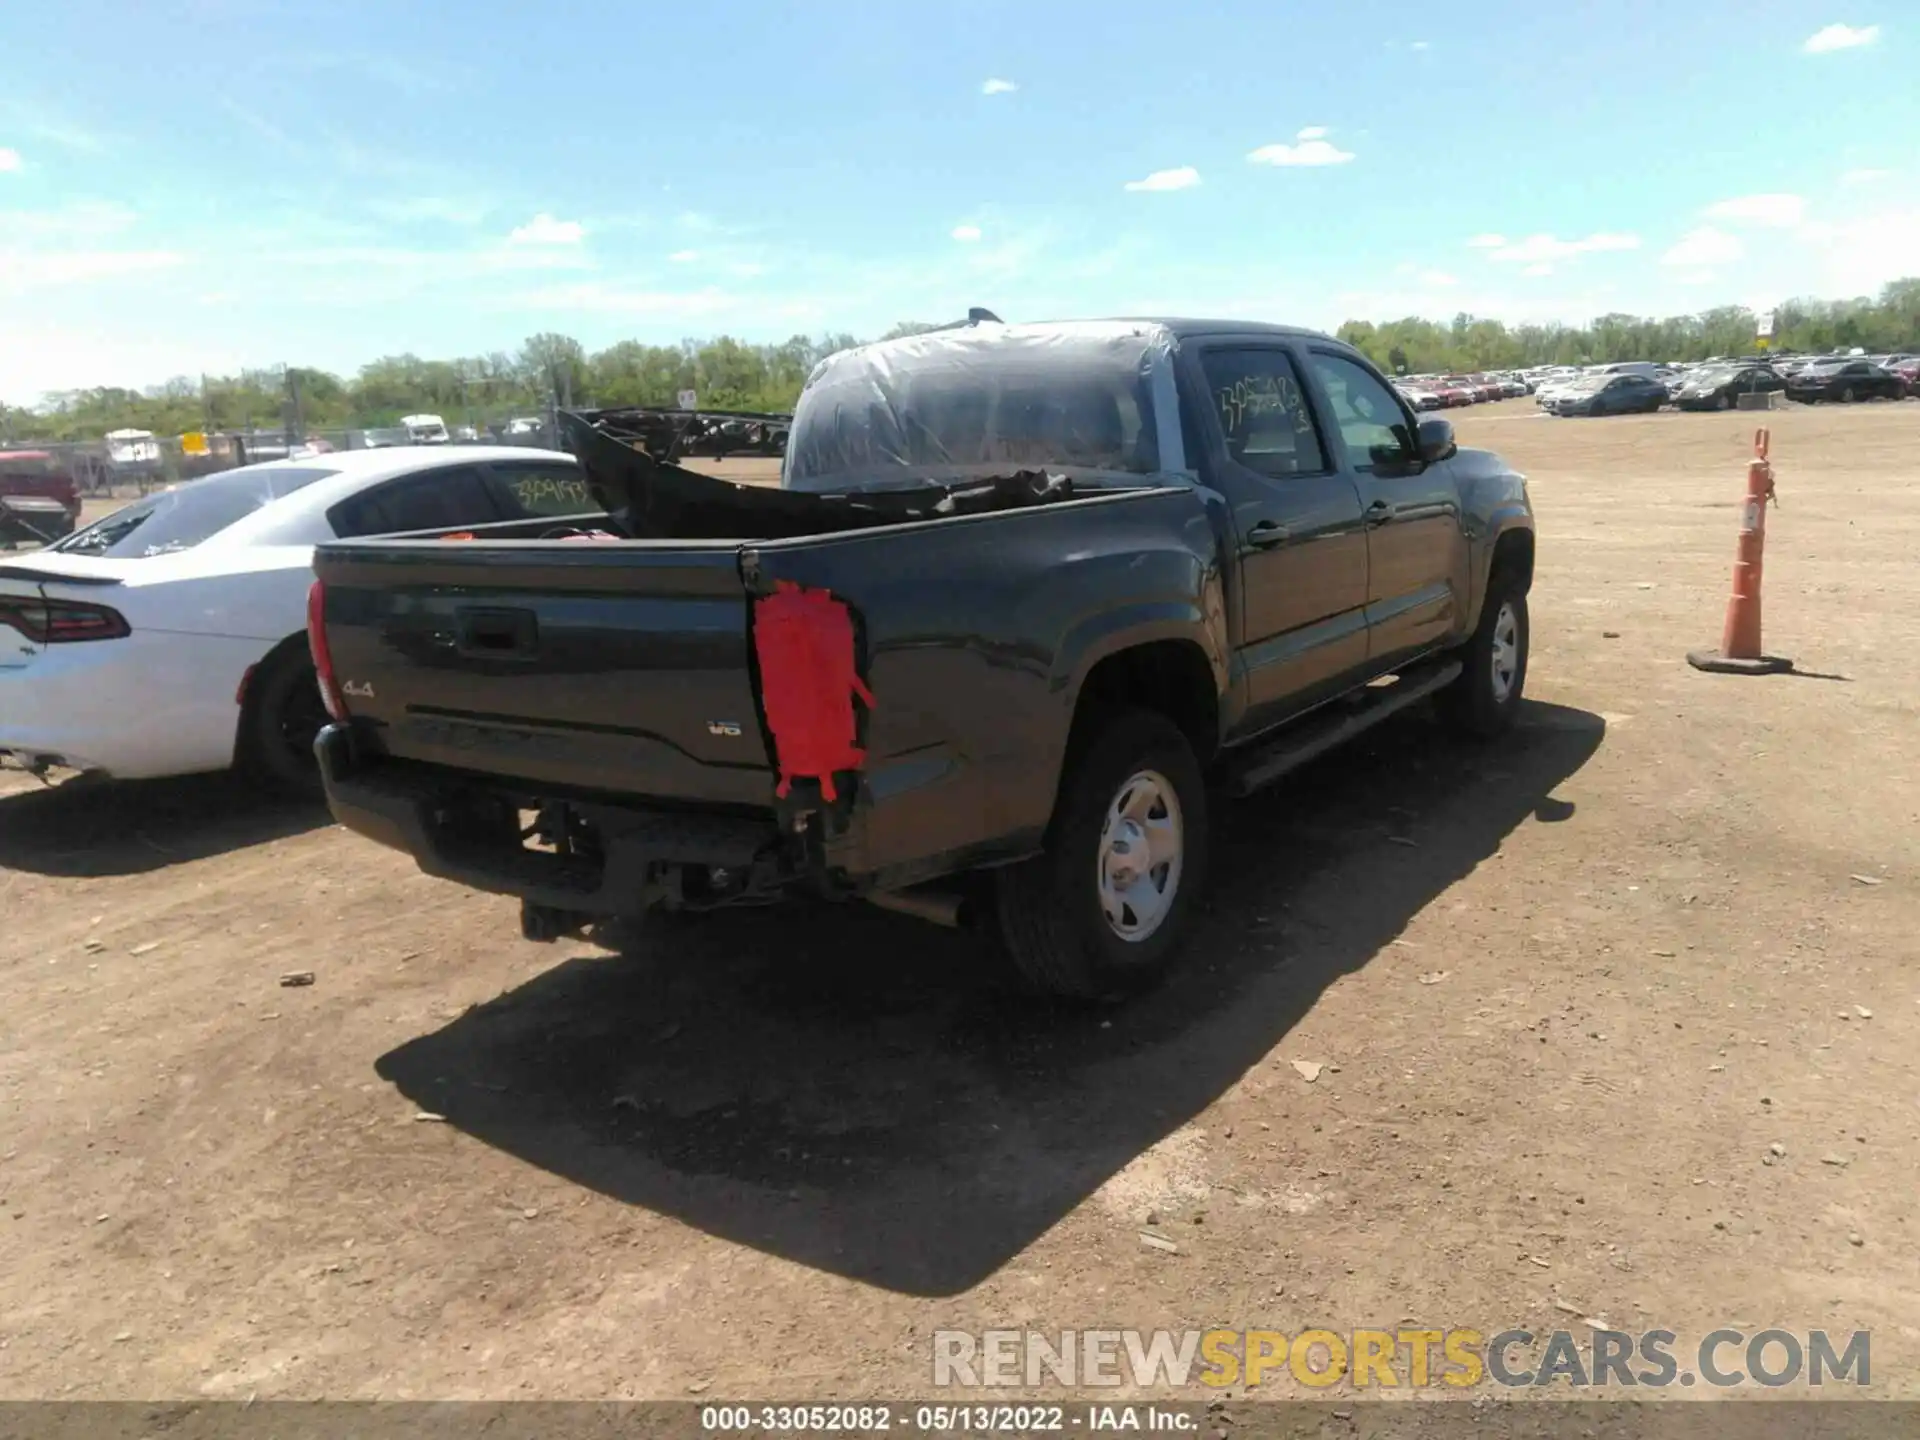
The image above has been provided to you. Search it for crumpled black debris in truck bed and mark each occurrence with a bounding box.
[562,411,1079,541]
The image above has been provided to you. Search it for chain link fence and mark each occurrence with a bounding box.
[5,416,567,501]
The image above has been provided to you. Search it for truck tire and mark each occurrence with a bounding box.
[238,644,328,800]
[1437,570,1529,739]
[992,709,1209,1001]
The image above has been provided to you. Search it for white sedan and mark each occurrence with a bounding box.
[0,445,592,793]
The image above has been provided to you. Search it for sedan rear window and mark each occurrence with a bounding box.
[52,465,338,559]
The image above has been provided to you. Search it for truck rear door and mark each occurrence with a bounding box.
[1180,341,1371,734]
[314,540,774,806]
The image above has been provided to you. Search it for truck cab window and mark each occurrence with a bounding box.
[1306,352,1418,471]
[1196,348,1327,480]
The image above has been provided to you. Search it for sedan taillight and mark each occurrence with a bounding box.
[0,596,131,643]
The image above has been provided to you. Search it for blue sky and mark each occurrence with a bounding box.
[1,0,1912,401]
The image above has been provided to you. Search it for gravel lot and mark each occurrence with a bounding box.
[3,401,1916,1401]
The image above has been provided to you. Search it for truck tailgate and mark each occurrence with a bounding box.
[313,541,772,805]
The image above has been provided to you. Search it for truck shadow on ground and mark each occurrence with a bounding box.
[377,700,1604,1297]
[0,772,327,878]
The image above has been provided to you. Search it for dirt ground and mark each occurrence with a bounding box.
[3,401,1917,1402]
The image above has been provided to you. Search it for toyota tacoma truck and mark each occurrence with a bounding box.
[309,318,1535,999]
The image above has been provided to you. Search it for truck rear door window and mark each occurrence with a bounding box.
[1196,349,1327,479]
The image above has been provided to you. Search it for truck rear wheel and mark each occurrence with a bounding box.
[992,709,1209,1001]
[1437,569,1529,739]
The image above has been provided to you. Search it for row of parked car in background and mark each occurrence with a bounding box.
[1392,351,1917,420]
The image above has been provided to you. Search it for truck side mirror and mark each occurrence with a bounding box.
[1417,418,1457,463]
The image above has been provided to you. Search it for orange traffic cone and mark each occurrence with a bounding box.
[1688,428,1792,675]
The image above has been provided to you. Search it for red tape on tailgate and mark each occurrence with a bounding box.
[751,580,874,802]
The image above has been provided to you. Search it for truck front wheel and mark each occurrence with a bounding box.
[992,709,1210,1001]
[1437,569,1529,738]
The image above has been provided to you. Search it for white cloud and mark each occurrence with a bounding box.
[0,200,139,243]
[509,281,738,316]
[1662,226,1744,267]
[0,249,184,292]
[1840,168,1892,185]
[507,213,585,245]
[1522,263,1554,277]
[981,78,1018,95]
[0,325,243,405]
[276,238,593,281]
[1466,233,1507,248]
[1801,206,1920,294]
[668,248,699,262]
[370,195,493,226]
[1420,269,1458,286]
[0,147,21,173]
[1410,40,1431,50]
[1802,22,1880,52]
[1248,129,1355,167]
[950,224,982,242]
[15,115,106,155]
[1703,192,1806,227]
[1485,232,1641,263]
[1124,166,1201,192]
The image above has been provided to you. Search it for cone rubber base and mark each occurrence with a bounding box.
[1687,649,1792,675]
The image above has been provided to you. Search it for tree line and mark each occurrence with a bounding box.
[4,282,1915,445]
[1337,280,1920,376]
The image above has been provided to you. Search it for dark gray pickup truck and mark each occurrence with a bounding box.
[309,318,1535,998]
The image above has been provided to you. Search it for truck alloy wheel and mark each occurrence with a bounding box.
[1437,572,1530,739]
[1097,769,1184,941]
[991,708,1209,1000]
[1490,602,1522,704]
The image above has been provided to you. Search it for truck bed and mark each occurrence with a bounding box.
[313,475,1224,895]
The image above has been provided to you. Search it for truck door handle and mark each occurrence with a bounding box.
[1246,521,1291,548]
[1364,499,1395,529]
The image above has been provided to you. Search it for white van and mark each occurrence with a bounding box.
[104,428,162,467]
[400,413,450,445]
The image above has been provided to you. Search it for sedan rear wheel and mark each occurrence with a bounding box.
[239,644,328,800]
[1840,385,1856,403]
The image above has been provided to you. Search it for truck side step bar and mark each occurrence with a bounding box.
[1222,658,1464,799]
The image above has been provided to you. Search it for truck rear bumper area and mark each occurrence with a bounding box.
[315,724,789,916]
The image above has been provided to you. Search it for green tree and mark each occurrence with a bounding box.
[6,278,1919,441]
[518,333,592,408]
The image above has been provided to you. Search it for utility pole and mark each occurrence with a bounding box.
[284,364,303,449]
